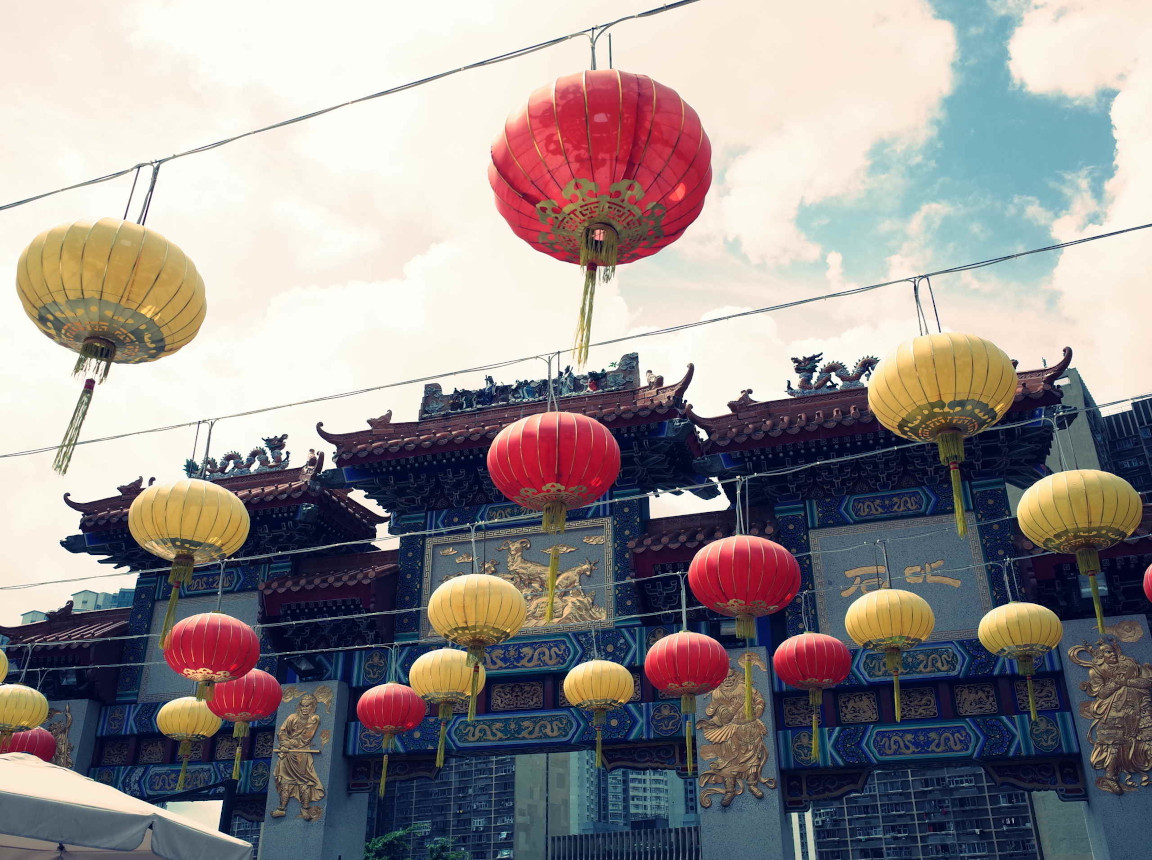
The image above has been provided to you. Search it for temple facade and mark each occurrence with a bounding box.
[7,348,1152,860]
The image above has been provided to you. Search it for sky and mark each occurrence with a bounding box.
[0,0,1146,625]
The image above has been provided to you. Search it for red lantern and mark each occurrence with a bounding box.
[643,631,729,775]
[0,727,56,762]
[357,683,427,797]
[688,535,800,719]
[208,668,282,780]
[164,612,260,702]
[487,412,621,622]
[1144,564,1152,604]
[773,633,852,762]
[489,70,712,364]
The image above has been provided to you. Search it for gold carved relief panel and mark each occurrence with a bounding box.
[837,692,879,724]
[954,684,998,716]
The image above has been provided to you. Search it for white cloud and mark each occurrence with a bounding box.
[1007,0,1152,400]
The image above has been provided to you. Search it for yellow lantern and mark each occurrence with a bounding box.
[978,602,1062,721]
[128,478,250,646]
[427,574,526,720]
[845,588,935,722]
[868,333,1017,536]
[408,648,487,768]
[0,684,49,743]
[15,218,207,473]
[157,696,222,790]
[1018,469,1142,634]
[563,660,634,767]
[0,650,8,683]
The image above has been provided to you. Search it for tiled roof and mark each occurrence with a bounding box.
[0,607,129,650]
[688,348,1072,449]
[317,366,695,464]
[63,466,385,531]
[628,508,776,554]
[259,550,399,596]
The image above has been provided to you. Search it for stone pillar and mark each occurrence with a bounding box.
[1062,614,1152,860]
[47,698,100,774]
[258,681,367,860]
[697,647,793,860]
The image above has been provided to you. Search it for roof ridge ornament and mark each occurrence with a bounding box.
[182,433,291,480]
[786,353,879,397]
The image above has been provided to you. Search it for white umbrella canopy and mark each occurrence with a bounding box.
[0,753,252,859]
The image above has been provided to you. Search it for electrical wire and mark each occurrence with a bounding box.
[3,218,1150,466]
[0,1,702,216]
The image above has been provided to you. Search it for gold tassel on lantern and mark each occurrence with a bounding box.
[54,378,96,475]
[378,734,394,798]
[593,710,606,768]
[743,653,754,721]
[56,339,115,474]
[544,548,561,624]
[194,681,216,703]
[1019,655,1039,721]
[937,431,967,537]
[681,694,697,776]
[160,555,195,648]
[886,650,903,723]
[436,702,452,768]
[231,744,243,782]
[177,740,191,791]
[809,688,822,762]
[542,502,567,535]
[1077,549,1106,634]
[574,224,618,367]
[465,648,485,722]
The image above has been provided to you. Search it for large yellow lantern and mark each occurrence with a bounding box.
[0,650,8,683]
[563,659,634,767]
[0,684,49,743]
[978,602,1062,720]
[868,333,1017,536]
[408,648,487,767]
[157,696,222,790]
[845,588,935,722]
[427,574,525,720]
[128,478,250,646]
[16,218,207,474]
[1018,469,1142,634]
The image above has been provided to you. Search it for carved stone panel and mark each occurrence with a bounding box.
[837,692,880,724]
[1013,677,1059,713]
[138,739,167,764]
[489,682,545,712]
[783,696,819,727]
[954,683,998,716]
[897,687,939,720]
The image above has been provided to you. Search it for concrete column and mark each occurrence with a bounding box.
[258,680,367,860]
[47,698,99,774]
[1062,614,1152,860]
[697,647,793,860]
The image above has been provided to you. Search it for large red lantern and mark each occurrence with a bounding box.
[357,683,427,796]
[164,612,261,701]
[208,668,282,780]
[490,70,712,364]
[773,632,852,761]
[643,631,729,775]
[487,412,621,622]
[0,726,56,762]
[688,535,800,718]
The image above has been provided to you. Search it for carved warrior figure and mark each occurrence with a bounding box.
[271,694,326,820]
[786,353,880,397]
[1069,633,1152,795]
[697,652,775,807]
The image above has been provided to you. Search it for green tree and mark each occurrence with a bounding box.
[364,825,421,860]
[426,837,470,860]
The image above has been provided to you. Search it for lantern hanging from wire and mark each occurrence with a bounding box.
[487,411,620,621]
[978,602,1062,721]
[643,631,728,775]
[156,696,221,791]
[164,612,260,701]
[564,659,634,768]
[356,683,426,796]
[408,648,485,768]
[15,218,207,473]
[687,535,800,718]
[773,632,852,761]
[427,575,524,721]
[868,333,1017,537]
[0,685,49,745]
[1018,469,1142,634]
[844,588,935,722]
[207,668,282,780]
[0,726,57,762]
[489,70,712,365]
[128,479,250,646]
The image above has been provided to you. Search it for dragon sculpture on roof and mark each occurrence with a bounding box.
[786,353,879,397]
